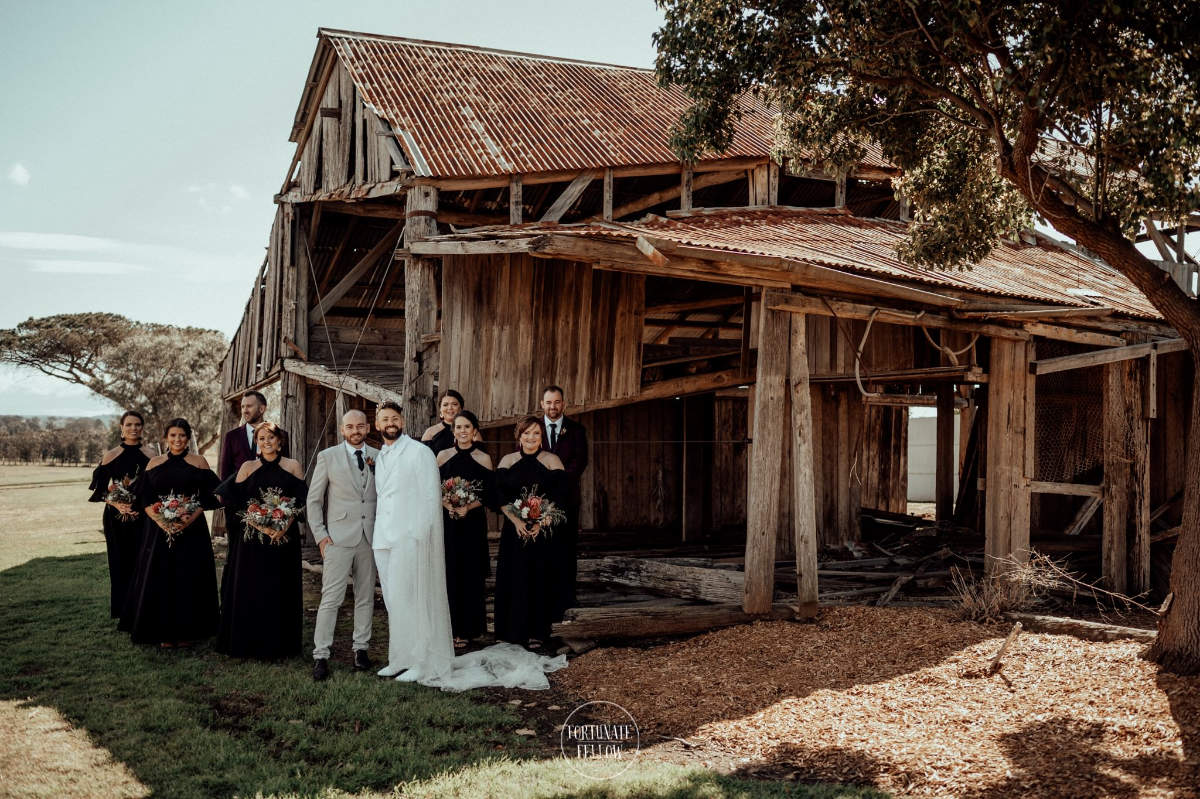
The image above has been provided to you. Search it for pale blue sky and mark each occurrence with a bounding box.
[0,0,665,415]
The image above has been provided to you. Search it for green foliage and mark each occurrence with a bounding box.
[654,0,1200,269]
[0,314,228,449]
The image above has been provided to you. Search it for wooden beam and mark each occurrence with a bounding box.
[403,185,439,427]
[509,175,523,224]
[314,221,405,318]
[600,169,743,221]
[1064,495,1102,536]
[602,168,613,221]
[422,156,770,192]
[1102,359,1150,594]
[834,174,847,207]
[790,311,819,611]
[1022,322,1125,347]
[680,167,693,212]
[984,338,1033,572]
[282,358,404,404]
[540,170,598,222]
[959,306,1114,319]
[745,291,790,614]
[770,295,1025,340]
[767,160,780,205]
[1030,338,1187,375]
[576,557,743,603]
[1144,218,1177,261]
[410,237,538,256]
[936,385,955,521]
[552,601,798,640]
[863,393,968,408]
[646,296,746,314]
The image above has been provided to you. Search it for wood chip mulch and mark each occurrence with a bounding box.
[554,606,1200,798]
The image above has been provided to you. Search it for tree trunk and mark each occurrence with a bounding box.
[1146,370,1200,673]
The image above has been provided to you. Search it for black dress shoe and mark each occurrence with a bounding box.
[313,658,330,681]
[353,650,372,671]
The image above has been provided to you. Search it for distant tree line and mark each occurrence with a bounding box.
[0,415,117,465]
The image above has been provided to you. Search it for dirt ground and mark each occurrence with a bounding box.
[555,606,1200,799]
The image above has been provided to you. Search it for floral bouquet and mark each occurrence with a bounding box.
[441,476,483,511]
[239,486,301,545]
[506,484,566,543]
[149,492,203,547]
[103,472,139,521]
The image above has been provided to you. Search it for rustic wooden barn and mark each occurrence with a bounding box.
[219,28,1195,637]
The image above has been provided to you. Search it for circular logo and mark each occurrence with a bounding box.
[559,700,641,780]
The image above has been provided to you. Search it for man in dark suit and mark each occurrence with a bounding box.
[218,390,290,480]
[539,384,588,620]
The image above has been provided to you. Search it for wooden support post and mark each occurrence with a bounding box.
[936,384,956,521]
[680,167,693,213]
[404,185,440,429]
[748,164,769,205]
[739,288,753,379]
[1102,360,1150,594]
[790,312,819,612]
[681,397,706,542]
[984,338,1032,572]
[767,160,780,205]
[602,168,613,221]
[834,174,847,208]
[745,291,790,614]
[509,175,523,225]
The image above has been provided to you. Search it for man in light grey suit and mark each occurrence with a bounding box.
[307,409,379,681]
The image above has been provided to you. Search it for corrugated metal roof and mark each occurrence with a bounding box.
[321,29,891,179]
[431,208,1162,319]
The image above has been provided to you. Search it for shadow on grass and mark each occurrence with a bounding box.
[0,554,889,799]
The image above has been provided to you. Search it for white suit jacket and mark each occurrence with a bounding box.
[306,443,379,548]
[373,434,441,550]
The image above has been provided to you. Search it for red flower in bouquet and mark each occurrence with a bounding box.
[506,484,566,543]
[149,492,203,547]
[238,486,302,545]
[441,476,483,514]
[103,471,140,521]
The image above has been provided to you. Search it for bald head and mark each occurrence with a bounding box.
[341,409,369,447]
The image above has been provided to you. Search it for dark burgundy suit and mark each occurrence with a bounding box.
[218,423,291,481]
[540,416,588,618]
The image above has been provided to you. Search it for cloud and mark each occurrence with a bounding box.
[7,163,30,187]
[0,232,119,252]
[229,184,249,200]
[29,259,147,275]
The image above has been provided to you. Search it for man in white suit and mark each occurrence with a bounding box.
[307,409,380,681]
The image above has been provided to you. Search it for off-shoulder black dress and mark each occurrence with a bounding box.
[87,443,150,618]
[215,454,307,659]
[493,452,567,645]
[119,452,220,644]
[438,443,493,640]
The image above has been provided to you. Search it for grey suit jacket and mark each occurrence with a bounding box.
[306,443,379,547]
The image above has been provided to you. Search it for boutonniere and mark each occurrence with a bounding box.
[365,456,376,473]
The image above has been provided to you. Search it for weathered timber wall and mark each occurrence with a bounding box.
[440,254,645,421]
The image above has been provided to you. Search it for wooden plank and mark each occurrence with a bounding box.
[1031,338,1187,375]
[936,384,955,521]
[771,295,1024,339]
[410,237,538,256]
[509,175,523,224]
[602,168,613,221]
[745,291,790,614]
[767,161,779,206]
[282,358,404,404]
[576,556,743,603]
[1022,322,1125,347]
[984,338,1032,571]
[1064,495,1102,536]
[552,601,798,640]
[790,311,819,610]
[280,53,336,194]
[1103,361,1131,593]
[315,221,405,317]
[540,170,598,222]
[680,167,693,212]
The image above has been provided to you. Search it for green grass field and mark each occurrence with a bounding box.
[0,465,887,799]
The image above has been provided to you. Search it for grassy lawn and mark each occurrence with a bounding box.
[0,465,887,799]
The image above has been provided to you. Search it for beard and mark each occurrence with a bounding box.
[381,425,402,441]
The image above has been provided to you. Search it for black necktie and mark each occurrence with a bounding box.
[355,450,365,471]
[549,423,559,449]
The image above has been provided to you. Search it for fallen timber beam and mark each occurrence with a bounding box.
[552,601,800,640]
[281,358,404,405]
[1029,338,1187,375]
[313,221,405,318]
[576,557,744,604]
[1002,612,1156,643]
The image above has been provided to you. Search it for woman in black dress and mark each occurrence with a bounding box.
[420,389,465,453]
[120,418,220,647]
[87,410,156,619]
[435,410,493,648]
[493,415,567,649]
[215,422,307,659]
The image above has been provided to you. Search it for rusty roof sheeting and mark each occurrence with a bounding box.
[429,208,1162,319]
[322,29,891,179]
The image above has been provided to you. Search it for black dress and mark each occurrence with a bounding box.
[438,444,493,640]
[424,421,455,454]
[493,452,567,644]
[215,455,307,659]
[87,443,150,618]
[119,452,220,644]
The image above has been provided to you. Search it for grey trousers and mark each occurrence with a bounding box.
[312,536,376,660]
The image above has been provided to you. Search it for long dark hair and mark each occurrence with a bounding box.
[119,410,144,425]
[454,410,481,431]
